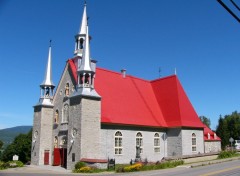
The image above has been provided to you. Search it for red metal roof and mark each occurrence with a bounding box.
[203,124,221,141]
[68,59,204,129]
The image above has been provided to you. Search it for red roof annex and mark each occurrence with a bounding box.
[68,59,204,129]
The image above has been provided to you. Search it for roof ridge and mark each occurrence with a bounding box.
[151,75,176,83]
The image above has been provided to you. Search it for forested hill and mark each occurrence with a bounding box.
[0,126,32,148]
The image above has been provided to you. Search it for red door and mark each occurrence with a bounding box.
[53,148,61,166]
[44,150,49,165]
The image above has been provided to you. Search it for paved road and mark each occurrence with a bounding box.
[0,159,240,176]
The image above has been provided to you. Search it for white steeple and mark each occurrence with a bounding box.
[79,26,92,72]
[71,3,100,99]
[37,40,55,106]
[74,2,88,56]
[41,40,54,87]
[79,2,87,35]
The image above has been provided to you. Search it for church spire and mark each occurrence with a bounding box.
[72,3,100,99]
[41,40,54,87]
[74,2,88,56]
[79,2,87,35]
[79,25,91,72]
[37,41,55,106]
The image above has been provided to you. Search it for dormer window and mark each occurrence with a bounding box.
[214,133,217,139]
[208,133,210,140]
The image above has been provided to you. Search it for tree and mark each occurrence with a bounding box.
[0,140,3,150]
[0,140,3,158]
[216,112,240,150]
[199,116,211,128]
[1,129,32,163]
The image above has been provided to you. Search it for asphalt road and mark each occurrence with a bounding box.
[0,159,240,176]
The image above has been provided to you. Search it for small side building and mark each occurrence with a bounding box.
[203,125,221,153]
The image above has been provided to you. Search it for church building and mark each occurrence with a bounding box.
[31,3,221,170]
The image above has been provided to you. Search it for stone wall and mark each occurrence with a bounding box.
[101,125,167,164]
[204,141,221,153]
[167,128,182,157]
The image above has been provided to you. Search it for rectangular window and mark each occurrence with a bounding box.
[154,133,160,153]
[72,153,75,162]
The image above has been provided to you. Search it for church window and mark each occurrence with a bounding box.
[192,133,197,152]
[136,132,143,154]
[54,136,58,148]
[63,104,69,123]
[114,131,122,155]
[54,110,59,124]
[154,133,160,153]
[65,83,70,96]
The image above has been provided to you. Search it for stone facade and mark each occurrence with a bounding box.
[31,105,53,165]
[204,141,221,153]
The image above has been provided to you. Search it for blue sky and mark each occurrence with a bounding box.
[0,0,240,130]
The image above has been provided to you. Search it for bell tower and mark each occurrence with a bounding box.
[67,3,105,170]
[74,2,87,56]
[31,41,55,166]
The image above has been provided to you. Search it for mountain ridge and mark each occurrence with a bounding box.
[0,125,32,148]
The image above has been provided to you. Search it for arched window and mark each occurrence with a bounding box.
[65,83,69,96]
[54,136,58,148]
[192,133,196,152]
[154,133,160,153]
[54,110,59,124]
[63,104,69,123]
[136,132,143,154]
[207,133,210,140]
[114,131,122,155]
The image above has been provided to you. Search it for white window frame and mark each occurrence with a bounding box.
[136,132,143,154]
[154,133,160,153]
[114,131,123,155]
[192,133,197,152]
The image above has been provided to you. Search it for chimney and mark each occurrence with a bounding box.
[121,69,126,78]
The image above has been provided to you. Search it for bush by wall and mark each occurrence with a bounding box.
[116,160,184,173]
[217,151,239,159]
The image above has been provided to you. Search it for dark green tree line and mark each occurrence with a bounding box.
[1,129,32,163]
[216,111,240,149]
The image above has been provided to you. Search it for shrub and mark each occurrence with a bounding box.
[217,151,239,159]
[123,163,143,172]
[117,160,184,173]
[0,161,8,170]
[74,161,86,170]
[78,166,92,173]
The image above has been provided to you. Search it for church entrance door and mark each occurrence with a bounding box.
[60,148,67,168]
[44,150,50,165]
